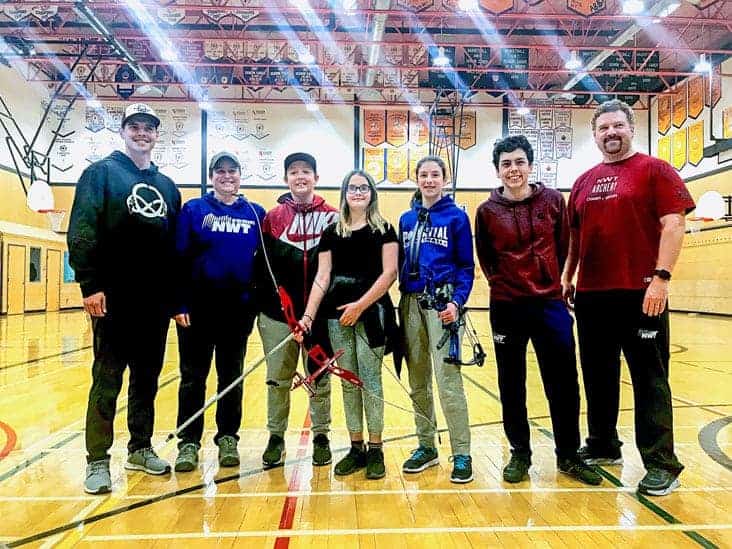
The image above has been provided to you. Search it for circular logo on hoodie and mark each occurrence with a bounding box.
[126,182,167,219]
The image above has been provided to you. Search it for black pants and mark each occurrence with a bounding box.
[176,308,254,447]
[574,290,684,475]
[490,299,580,461]
[86,313,169,462]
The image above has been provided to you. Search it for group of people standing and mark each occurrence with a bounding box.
[68,99,693,499]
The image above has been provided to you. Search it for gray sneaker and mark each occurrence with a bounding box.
[84,459,111,494]
[125,447,171,475]
[175,443,200,472]
[218,435,240,467]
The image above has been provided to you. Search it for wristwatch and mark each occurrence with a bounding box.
[653,268,672,281]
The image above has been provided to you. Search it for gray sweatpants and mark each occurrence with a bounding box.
[257,313,331,437]
[399,293,471,456]
[328,319,385,437]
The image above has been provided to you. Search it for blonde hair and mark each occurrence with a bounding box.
[336,170,389,238]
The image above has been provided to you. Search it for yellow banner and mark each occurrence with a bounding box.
[363,148,385,183]
[386,148,409,184]
[672,82,687,129]
[364,110,386,146]
[671,129,687,171]
[723,106,732,139]
[386,110,409,147]
[688,76,704,119]
[657,95,671,135]
[688,120,704,166]
[408,144,429,182]
[458,111,477,150]
[657,135,671,163]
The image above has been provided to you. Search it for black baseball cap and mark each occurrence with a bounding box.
[284,152,317,174]
[208,151,241,177]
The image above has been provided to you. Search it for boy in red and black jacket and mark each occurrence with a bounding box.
[475,135,601,487]
[256,152,338,469]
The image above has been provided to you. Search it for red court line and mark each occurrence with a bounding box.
[274,413,313,549]
[0,420,18,460]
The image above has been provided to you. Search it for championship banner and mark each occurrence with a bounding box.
[553,107,571,128]
[567,0,605,16]
[409,111,429,145]
[267,41,284,62]
[688,120,704,166]
[364,110,386,146]
[724,106,732,139]
[382,68,400,88]
[227,41,245,61]
[384,45,403,65]
[402,69,419,88]
[688,76,704,119]
[705,67,722,108]
[341,65,359,85]
[203,40,225,61]
[157,8,186,25]
[657,135,671,163]
[671,129,687,171]
[657,94,671,135]
[508,109,523,130]
[363,148,386,183]
[672,82,687,129]
[538,108,553,129]
[409,144,429,181]
[396,0,434,12]
[555,127,572,159]
[386,148,409,183]
[458,112,476,150]
[386,110,408,147]
[479,0,514,14]
[539,128,554,161]
[407,44,427,66]
[85,107,105,133]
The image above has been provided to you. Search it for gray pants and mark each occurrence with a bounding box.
[400,293,471,455]
[257,313,331,437]
[328,319,384,437]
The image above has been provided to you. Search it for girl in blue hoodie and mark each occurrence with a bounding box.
[173,152,265,472]
[398,155,475,484]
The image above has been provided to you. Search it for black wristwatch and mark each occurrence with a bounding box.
[653,268,672,281]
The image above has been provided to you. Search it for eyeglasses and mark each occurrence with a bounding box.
[346,184,371,195]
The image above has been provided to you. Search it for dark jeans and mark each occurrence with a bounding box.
[574,290,684,475]
[490,299,580,461]
[86,312,170,462]
[176,308,254,447]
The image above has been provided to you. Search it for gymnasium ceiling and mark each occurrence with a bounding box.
[0,0,730,109]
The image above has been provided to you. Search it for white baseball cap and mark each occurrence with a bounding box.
[121,103,161,128]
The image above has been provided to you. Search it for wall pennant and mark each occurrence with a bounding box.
[657,94,671,135]
[31,6,58,22]
[688,120,704,166]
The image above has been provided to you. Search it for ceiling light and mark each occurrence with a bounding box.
[412,105,426,114]
[306,103,319,112]
[432,47,450,67]
[565,51,582,71]
[658,1,680,17]
[694,54,711,73]
[458,0,479,11]
[300,52,315,65]
[160,47,178,62]
[622,0,645,15]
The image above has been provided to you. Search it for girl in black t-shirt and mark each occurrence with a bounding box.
[298,170,398,479]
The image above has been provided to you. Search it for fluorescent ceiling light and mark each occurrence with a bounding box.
[565,51,582,71]
[694,54,711,73]
[160,47,178,62]
[432,47,450,67]
[622,0,645,15]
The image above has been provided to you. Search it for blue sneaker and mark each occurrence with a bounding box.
[450,454,473,484]
[402,446,439,473]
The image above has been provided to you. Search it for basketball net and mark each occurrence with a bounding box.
[38,209,66,233]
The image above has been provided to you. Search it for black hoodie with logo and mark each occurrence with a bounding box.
[67,150,181,314]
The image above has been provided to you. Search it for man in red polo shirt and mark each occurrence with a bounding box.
[562,100,695,496]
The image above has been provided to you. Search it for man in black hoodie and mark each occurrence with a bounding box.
[68,103,181,494]
[474,135,601,486]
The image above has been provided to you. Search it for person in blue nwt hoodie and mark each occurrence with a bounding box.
[398,155,475,484]
[173,151,265,472]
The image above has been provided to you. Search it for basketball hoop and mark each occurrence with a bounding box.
[38,209,66,233]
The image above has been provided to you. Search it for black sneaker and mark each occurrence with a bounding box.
[262,434,285,469]
[402,446,439,473]
[334,446,366,476]
[502,455,530,483]
[557,457,603,486]
[638,468,680,496]
[577,446,622,465]
[450,454,473,484]
[312,433,332,466]
[365,446,386,480]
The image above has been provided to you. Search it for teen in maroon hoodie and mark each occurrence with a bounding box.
[474,135,601,486]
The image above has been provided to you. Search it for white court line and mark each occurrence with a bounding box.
[3,486,731,502]
[81,523,732,541]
